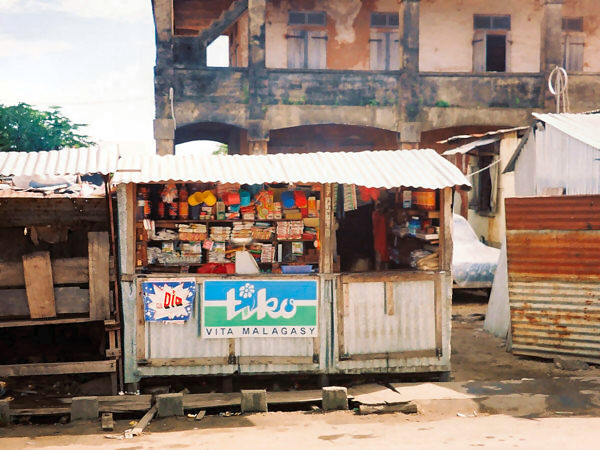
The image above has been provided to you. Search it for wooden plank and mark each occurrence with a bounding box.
[0,317,95,328]
[0,198,108,227]
[385,282,395,315]
[347,349,437,361]
[319,183,333,274]
[10,407,70,416]
[0,360,116,377]
[22,251,56,318]
[340,271,436,283]
[439,187,453,272]
[132,404,157,436]
[127,183,137,276]
[88,232,111,320]
[136,281,145,360]
[0,286,89,318]
[139,357,230,367]
[0,257,115,288]
[434,273,443,356]
[183,393,241,409]
[337,277,346,358]
[267,390,324,404]
[238,356,314,365]
[342,282,349,317]
[59,395,153,413]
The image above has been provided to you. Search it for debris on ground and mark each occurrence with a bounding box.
[554,357,590,371]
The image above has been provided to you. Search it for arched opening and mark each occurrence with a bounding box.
[269,124,400,154]
[175,122,247,154]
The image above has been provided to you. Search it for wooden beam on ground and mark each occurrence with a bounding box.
[22,251,56,318]
[88,231,111,320]
[0,360,116,377]
[131,404,157,436]
[183,393,241,409]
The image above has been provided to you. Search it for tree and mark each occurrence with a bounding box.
[213,143,228,155]
[0,103,94,152]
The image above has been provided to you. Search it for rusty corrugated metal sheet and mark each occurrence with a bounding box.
[506,195,600,364]
[510,280,600,363]
[506,231,600,279]
[0,145,120,177]
[506,196,600,230]
[113,149,471,190]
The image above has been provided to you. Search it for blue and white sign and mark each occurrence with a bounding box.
[142,279,196,322]
[202,279,318,338]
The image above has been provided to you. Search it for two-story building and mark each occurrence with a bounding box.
[151,0,600,156]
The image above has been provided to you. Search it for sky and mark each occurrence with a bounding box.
[0,0,228,155]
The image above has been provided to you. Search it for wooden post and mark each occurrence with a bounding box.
[319,183,334,274]
[136,281,145,361]
[126,183,137,276]
[438,187,453,272]
[22,252,56,318]
[88,232,111,320]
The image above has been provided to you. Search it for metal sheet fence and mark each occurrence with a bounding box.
[506,195,600,364]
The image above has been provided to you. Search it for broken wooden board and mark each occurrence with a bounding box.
[88,232,110,320]
[194,410,206,421]
[389,383,476,401]
[267,390,328,405]
[132,404,157,436]
[22,251,56,318]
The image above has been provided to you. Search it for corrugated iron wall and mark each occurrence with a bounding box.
[506,195,600,363]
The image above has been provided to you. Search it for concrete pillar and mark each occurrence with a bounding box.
[157,393,184,417]
[541,0,565,72]
[248,139,268,155]
[248,0,266,69]
[0,399,10,427]
[248,0,268,149]
[399,0,422,148]
[153,0,175,155]
[322,386,348,411]
[71,396,99,421]
[241,389,268,413]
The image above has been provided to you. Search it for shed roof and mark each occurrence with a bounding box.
[0,145,120,177]
[442,136,501,156]
[114,149,471,190]
[532,112,600,149]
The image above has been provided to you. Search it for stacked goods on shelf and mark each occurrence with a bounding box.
[210,226,231,242]
[252,222,275,240]
[177,223,207,241]
[277,221,303,240]
[260,244,275,263]
[207,242,228,263]
[230,222,253,244]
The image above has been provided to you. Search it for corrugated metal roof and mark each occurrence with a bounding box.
[533,112,600,149]
[114,149,471,190]
[0,145,120,177]
[442,136,501,156]
[436,126,528,145]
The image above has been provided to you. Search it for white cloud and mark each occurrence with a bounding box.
[0,0,149,22]
[0,33,70,58]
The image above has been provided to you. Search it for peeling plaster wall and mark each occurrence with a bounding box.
[563,0,600,72]
[266,0,399,70]
[420,0,542,73]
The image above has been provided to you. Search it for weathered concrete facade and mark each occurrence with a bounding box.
[152,0,600,154]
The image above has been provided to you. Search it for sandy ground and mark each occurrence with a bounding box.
[2,412,600,449]
[451,300,600,381]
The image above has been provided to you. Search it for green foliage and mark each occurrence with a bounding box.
[0,103,94,152]
[434,100,450,108]
[213,143,228,155]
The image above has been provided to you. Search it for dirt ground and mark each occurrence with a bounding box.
[451,296,599,381]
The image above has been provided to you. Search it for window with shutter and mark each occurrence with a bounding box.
[287,11,327,69]
[369,13,400,71]
[287,30,306,69]
[562,34,584,72]
[472,15,511,72]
